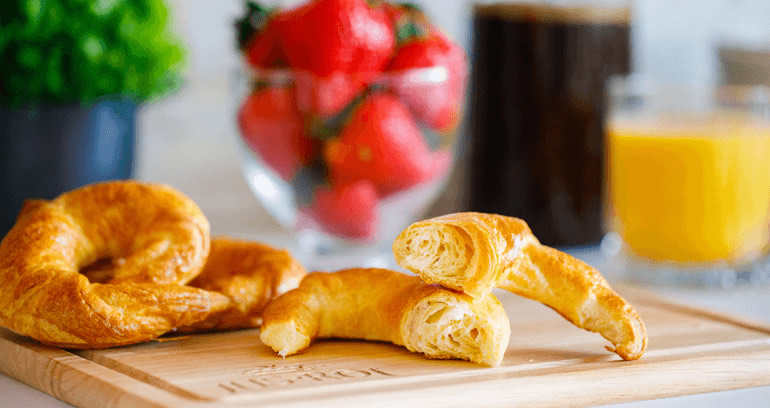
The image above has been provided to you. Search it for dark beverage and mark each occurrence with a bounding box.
[468,3,631,247]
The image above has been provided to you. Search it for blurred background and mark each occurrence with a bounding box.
[152,0,770,228]
[2,3,770,405]
[176,0,770,84]
[157,0,770,274]
[1,0,769,279]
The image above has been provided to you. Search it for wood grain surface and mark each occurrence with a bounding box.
[1,285,769,408]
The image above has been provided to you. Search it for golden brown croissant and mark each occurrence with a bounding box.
[260,268,511,366]
[393,212,647,361]
[179,237,307,332]
[0,181,231,348]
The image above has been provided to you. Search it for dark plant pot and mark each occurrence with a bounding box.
[0,99,137,237]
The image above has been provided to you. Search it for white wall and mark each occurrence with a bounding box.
[632,0,770,85]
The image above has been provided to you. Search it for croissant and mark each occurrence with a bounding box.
[180,237,307,332]
[393,212,647,360]
[260,268,511,366]
[0,181,230,348]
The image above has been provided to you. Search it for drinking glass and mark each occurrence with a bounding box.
[604,76,770,287]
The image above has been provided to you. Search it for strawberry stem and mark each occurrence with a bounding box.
[235,1,275,50]
[400,2,422,12]
[392,3,430,45]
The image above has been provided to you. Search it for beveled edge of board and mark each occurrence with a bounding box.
[76,348,210,403]
[1,285,769,408]
[220,348,770,408]
[0,329,198,408]
[185,340,770,407]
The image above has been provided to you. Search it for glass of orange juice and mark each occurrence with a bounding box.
[604,76,770,287]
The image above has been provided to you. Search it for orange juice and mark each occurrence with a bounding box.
[608,116,770,264]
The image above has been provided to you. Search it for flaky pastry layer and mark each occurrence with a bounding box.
[260,268,510,366]
[179,237,307,332]
[394,212,648,360]
[0,181,230,348]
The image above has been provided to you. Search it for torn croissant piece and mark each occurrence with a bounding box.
[0,181,231,348]
[393,212,648,361]
[179,237,307,332]
[260,268,511,366]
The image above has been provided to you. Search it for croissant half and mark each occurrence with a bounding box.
[260,268,511,366]
[394,212,647,360]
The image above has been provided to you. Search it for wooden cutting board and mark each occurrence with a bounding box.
[1,285,769,408]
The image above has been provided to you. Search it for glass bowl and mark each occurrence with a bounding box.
[233,65,466,268]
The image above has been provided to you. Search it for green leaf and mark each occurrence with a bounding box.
[81,34,105,61]
[91,0,118,16]
[235,1,274,50]
[392,3,430,46]
[0,0,185,105]
[24,0,43,22]
[396,21,422,44]
[17,46,42,67]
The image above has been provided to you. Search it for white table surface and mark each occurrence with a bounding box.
[2,75,768,407]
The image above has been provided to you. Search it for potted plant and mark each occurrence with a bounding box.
[0,0,184,235]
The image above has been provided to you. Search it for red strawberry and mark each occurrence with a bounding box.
[429,149,453,181]
[245,22,284,68]
[388,29,468,132]
[276,0,395,115]
[292,71,368,117]
[279,0,394,76]
[237,86,315,181]
[236,2,285,68]
[323,93,436,196]
[383,2,409,26]
[312,180,379,240]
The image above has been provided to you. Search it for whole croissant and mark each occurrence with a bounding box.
[0,181,230,348]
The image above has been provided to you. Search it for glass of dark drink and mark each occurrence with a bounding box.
[468,1,631,247]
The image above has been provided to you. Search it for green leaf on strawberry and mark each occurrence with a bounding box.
[235,1,272,50]
[235,1,285,68]
[384,2,431,45]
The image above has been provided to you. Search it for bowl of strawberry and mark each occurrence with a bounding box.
[234,0,467,259]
